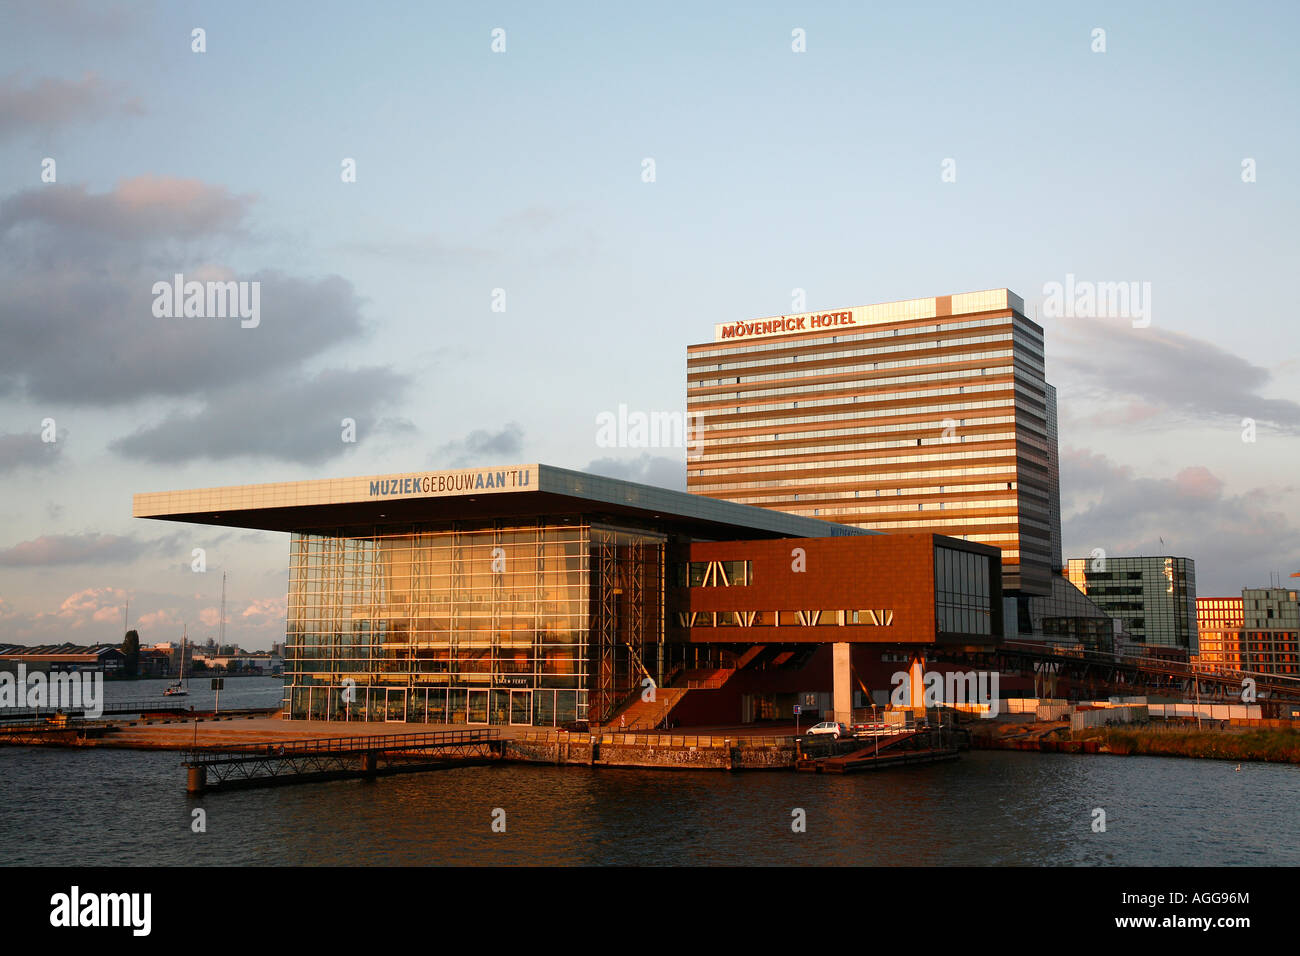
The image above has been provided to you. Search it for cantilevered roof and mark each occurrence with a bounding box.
[133,463,875,540]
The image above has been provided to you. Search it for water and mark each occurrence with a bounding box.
[1,743,1295,865]
[95,675,284,713]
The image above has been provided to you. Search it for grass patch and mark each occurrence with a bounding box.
[1078,725,1300,763]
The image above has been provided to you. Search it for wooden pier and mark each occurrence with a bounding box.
[795,729,963,773]
[182,728,502,793]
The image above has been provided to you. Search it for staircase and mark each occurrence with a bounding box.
[608,686,689,731]
[606,665,740,730]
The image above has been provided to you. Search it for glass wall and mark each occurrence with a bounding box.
[1065,557,1197,651]
[285,520,591,724]
[934,546,992,636]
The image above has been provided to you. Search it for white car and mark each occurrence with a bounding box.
[805,721,848,738]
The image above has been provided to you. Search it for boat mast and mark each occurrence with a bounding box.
[219,572,227,658]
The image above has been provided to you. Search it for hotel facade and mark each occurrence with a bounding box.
[686,289,1061,596]
[135,465,1000,727]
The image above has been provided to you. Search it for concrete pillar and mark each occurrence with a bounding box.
[186,766,206,794]
[909,654,927,714]
[832,642,852,725]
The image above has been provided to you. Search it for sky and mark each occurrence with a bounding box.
[1,0,1298,650]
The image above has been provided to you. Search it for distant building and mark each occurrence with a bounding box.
[205,652,281,675]
[1066,556,1197,655]
[1242,587,1300,631]
[1195,596,1244,670]
[1197,589,1300,677]
[0,644,126,674]
[136,648,173,678]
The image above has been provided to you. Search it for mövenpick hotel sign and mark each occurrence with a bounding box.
[710,290,1022,343]
[714,309,858,342]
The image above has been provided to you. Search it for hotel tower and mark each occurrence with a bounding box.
[686,288,1062,596]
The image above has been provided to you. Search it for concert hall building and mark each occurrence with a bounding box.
[134,464,1001,728]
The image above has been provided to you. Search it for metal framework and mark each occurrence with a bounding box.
[587,530,666,724]
[594,533,618,723]
[933,641,1300,706]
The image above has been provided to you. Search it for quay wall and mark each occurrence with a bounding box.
[505,731,796,770]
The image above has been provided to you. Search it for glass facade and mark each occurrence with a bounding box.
[1015,574,1119,651]
[1065,556,1197,653]
[934,546,993,636]
[283,519,664,725]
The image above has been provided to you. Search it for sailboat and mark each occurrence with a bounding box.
[164,627,189,696]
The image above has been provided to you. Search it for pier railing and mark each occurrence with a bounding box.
[184,727,501,764]
[181,728,503,792]
[514,729,797,748]
[0,697,197,722]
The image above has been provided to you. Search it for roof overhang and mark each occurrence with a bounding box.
[134,463,875,540]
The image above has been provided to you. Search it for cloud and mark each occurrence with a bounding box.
[495,205,564,232]
[41,586,127,627]
[240,598,286,627]
[584,453,686,491]
[0,586,134,643]
[1054,318,1300,435]
[1,581,287,645]
[0,431,63,473]
[0,177,381,407]
[0,532,173,566]
[0,175,250,240]
[1060,447,1300,594]
[135,608,182,633]
[0,71,143,142]
[432,423,525,467]
[2,265,371,405]
[4,2,140,39]
[336,233,492,265]
[110,365,412,464]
